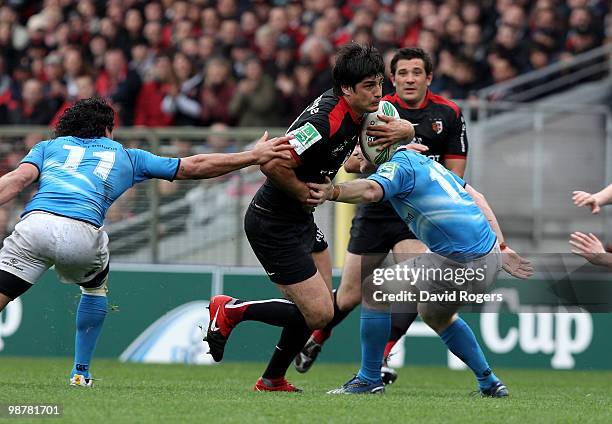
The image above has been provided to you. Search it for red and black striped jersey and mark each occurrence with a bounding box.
[254,89,362,217]
[383,90,468,164]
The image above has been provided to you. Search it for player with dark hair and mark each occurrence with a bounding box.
[204,43,419,392]
[306,144,532,395]
[0,97,294,387]
[295,47,471,384]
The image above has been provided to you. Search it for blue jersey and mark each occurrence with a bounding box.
[368,149,496,261]
[21,136,180,227]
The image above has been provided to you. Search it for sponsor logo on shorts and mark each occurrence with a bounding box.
[1,259,24,272]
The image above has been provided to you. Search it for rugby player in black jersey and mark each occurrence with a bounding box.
[203,43,418,392]
[295,47,474,386]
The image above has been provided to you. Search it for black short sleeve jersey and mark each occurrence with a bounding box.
[383,90,468,164]
[360,90,468,219]
[253,89,362,218]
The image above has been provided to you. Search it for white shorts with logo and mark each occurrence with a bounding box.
[0,212,109,285]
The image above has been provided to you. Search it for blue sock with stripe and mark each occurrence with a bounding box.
[71,294,108,379]
[440,317,498,390]
[356,307,391,384]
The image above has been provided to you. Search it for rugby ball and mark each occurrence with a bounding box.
[359,100,401,165]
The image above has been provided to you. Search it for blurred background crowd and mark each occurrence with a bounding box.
[0,0,608,130]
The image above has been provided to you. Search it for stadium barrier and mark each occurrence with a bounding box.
[1,264,611,370]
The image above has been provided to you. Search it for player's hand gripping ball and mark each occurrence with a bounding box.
[359,100,401,165]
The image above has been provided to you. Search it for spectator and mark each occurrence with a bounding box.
[134,55,175,127]
[50,74,120,128]
[229,56,279,127]
[8,78,56,125]
[95,48,142,125]
[299,35,333,95]
[277,59,318,125]
[42,53,67,109]
[205,122,236,153]
[197,35,217,66]
[394,0,421,47]
[63,47,88,99]
[200,57,236,126]
[161,52,202,126]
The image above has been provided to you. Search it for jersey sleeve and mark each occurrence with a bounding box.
[367,156,415,201]
[127,148,180,183]
[20,140,48,173]
[286,112,330,166]
[444,109,468,159]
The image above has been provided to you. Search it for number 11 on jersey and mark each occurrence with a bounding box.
[62,145,115,181]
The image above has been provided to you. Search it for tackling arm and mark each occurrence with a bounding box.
[306,177,384,205]
[573,184,612,214]
[465,184,505,244]
[0,163,39,207]
[175,132,294,180]
[259,155,311,203]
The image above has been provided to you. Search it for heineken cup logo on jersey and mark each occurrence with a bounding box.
[0,298,22,351]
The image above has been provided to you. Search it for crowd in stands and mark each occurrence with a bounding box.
[0,0,607,130]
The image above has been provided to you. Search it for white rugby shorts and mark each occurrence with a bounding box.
[0,211,109,285]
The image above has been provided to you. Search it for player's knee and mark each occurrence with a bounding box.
[418,306,453,334]
[306,304,334,330]
[79,277,109,296]
[337,288,361,311]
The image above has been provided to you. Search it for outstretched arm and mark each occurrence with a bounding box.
[0,163,39,207]
[306,177,383,205]
[573,184,612,214]
[175,132,294,180]
[465,184,505,245]
[570,232,612,268]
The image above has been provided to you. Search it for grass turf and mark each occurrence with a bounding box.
[0,357,610,423]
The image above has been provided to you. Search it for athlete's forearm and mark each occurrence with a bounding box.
[179,151,257,179]
[593,184,612,207]
[0,169,33,206]
[260,159,310,203]
[334,179,383,204]
[466,184,505,244]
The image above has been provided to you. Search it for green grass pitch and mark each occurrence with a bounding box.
[0,357,610,423]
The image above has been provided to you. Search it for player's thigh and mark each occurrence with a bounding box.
[245,207,320,285]
[0,292,10,311]
[0,215,52,286]
[337,251,385,310]
[392,238,427,263]
[0,270,34,304]
[278,271,334,330]
[311,226,332,290]
[417,302,458,333]
[52,219,110,286]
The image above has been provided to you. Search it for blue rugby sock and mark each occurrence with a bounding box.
[356,308,391,384]
[71,294,108,379]
[440,317,498,390]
